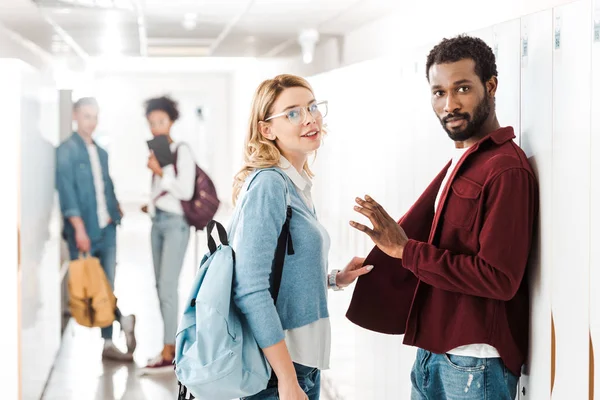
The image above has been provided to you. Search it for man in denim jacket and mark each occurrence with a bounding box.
[56,97,136,362]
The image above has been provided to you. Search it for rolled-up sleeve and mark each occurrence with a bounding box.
[232,172,287,348]
[56,145,80,218]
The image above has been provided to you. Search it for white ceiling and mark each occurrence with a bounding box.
[0,0,398,59]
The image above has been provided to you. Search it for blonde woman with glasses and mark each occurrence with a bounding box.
[230,74,374,400]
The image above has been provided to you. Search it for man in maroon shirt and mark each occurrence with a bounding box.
[347,36,538,399]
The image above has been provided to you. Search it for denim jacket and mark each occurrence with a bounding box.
[56,133,121,242]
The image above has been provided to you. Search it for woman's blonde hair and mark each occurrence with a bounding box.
[232,74,324,204]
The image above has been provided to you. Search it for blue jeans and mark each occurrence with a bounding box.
[67,223,122,339]
[151,209,190,345]
[241,363,321,400]
[411,348,518,400]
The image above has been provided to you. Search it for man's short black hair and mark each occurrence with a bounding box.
[73,97,98,111]
[426,35,498,84]
[144,95,180,122]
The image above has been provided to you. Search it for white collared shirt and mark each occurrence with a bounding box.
[279,156,331,370]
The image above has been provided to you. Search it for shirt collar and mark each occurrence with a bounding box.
[279,156,312,192]
[472,126,516,150]
[73,132,96,148]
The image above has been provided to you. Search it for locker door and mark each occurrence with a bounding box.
[589,0,600,397]
[518,9,554,400]
[551,1,593,398]
[470,19,521,144]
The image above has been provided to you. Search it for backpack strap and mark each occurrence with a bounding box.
[178,381,195,400]
[271,196,294,304]
[241,168,295,304]
[206,220,229,255]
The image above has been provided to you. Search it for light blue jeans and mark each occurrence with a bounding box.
[241,363,321,400]
[411,348,518,400]
[151,209,191,345]
[67,223,121,340]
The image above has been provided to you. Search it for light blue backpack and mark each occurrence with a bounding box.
[175,169,294,400]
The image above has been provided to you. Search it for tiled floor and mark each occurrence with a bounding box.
[41,205,346,400]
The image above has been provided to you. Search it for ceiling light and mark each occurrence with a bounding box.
[51,41,63,53]
[106,10,120,27]
[182,13,198,30]
[298,29,319,64]
[101,29,123,56]
[182,19,197,30]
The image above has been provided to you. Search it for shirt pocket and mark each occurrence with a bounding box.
[444,176,482,230]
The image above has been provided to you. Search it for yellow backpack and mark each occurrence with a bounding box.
[68,254,117,328]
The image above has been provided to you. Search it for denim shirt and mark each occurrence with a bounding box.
[56,133,121,242]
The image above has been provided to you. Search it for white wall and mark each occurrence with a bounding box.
[0,59,23,400]
[305,0,598,399]
[1,24,61,400]
[0,58,61,400]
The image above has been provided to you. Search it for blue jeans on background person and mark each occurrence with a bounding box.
[240,362,321,400]
[410,348,518,400]
[67,222,121,339]
[150,208,191,346]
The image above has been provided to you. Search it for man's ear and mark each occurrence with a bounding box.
[259,121,276,140]
[487,76,498,98]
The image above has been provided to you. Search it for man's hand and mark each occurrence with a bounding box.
[350,195,409,259]
[336,257,374,288]
[147,151,163,176]
[141,204,148,214]
[75,228,91,253]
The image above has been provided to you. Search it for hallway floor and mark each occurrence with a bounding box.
[40,205,351,400]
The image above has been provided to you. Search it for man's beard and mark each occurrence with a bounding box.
[439,95,491,142]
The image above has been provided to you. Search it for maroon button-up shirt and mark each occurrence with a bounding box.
[346,127,538,376]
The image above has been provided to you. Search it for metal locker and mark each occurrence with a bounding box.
[518,8,554,400]
[550,0,593,399]
[470,19,522,145]
[589,0,600,397]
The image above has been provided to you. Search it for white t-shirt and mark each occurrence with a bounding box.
[86,144,111,229]
[436,145,501,359]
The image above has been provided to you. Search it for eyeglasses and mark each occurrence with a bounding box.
[265,101,328,126]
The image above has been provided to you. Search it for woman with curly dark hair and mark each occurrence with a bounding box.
[140,95,196,374]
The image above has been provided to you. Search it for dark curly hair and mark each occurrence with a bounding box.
[144,95,180,121]
[426,35,498,85]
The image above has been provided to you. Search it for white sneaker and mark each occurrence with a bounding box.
[102,342,134,362]
[138,354,175,376]
[120,315,137,354]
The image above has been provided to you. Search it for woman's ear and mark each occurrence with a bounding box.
[259,121,276,140]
